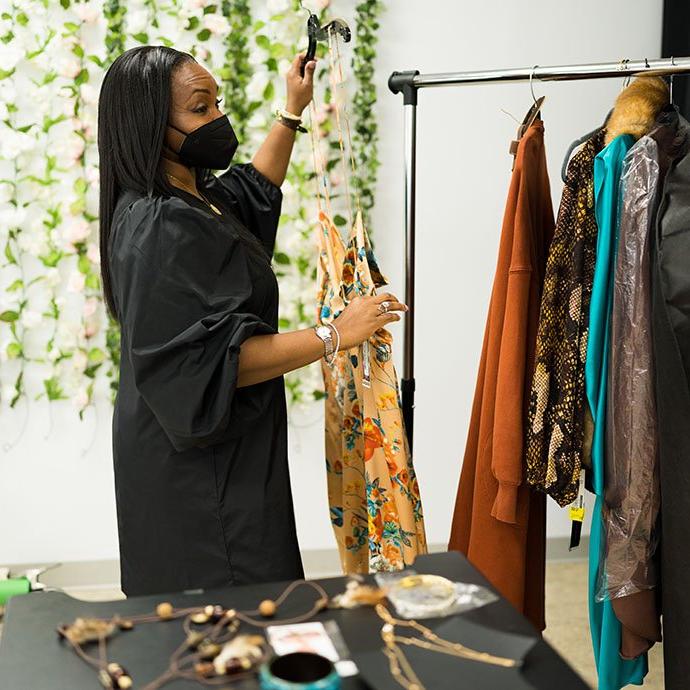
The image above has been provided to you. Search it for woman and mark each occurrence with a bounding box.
[97,46,406,597]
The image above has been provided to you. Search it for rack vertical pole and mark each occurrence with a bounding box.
[388,71,420,451]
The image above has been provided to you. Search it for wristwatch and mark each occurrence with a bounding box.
[314,324,334,361]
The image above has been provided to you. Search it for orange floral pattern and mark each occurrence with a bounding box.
[316,209,427,573]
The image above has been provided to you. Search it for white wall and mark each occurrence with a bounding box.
[0,0,663,566]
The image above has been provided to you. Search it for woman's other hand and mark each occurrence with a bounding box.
[333,293,408,350]
[285,52,316,115]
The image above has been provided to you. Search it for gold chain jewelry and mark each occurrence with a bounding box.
[57,580,330,690]
[165,172,222,216]
[375,604,518,690]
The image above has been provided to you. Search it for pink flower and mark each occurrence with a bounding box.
[58,58,81,79]
[62,218,91,244]
[315,0,330,7]
[314,106,328,124]
[84,319,100,338]
[86,242,100,265]
[83,297,98,318]
[73,4,99,23]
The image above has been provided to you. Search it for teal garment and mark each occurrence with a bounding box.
[585,134,648,690]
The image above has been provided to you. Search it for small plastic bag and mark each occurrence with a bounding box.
[374,570,498,619]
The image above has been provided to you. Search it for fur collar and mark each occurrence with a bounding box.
[604,76,669,145]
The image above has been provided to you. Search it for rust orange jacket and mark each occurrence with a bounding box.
[448,121,554,630]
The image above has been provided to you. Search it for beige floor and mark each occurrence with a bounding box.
[1,560,665,689]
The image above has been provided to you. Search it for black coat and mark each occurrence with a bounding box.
[650,107,690,689]
[109,163,304,596]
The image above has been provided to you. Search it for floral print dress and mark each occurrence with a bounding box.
[315,208,427,573]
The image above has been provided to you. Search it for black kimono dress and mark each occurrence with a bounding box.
[108,162,304,596]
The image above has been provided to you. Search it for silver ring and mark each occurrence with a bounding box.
[378,300,391,314]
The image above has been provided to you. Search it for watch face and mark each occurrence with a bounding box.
[317,326,332,339]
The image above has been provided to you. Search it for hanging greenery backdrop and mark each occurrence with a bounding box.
[0,0,383,423]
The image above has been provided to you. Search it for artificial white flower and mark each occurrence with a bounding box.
[314,0,330,8]
[61,218,91,244]
[83,296,98,318]
[126,9,149,35]
[72,3,100,23]
[0,43,23,72]
[267,0,291,14]
[44,268,61,288]
[67,271,85,293]
[248,111,267,129]
[85,166,99,185]
[17,232,47,257]
[0,129,35,159]
[84,318,100,338]
[57,57,81,79]
[196,46,209,61]
[72,349,88,372]
[246,71,269,102]
[0,205,27,229]
[0,81,17,105]
[202,14,229,35]
[248,46,266,67]
[47,346,61,362]
[80,83,99,105]
[278,58,292,77]
[2,384,16,400]
[72,387,89,409]
[21,309,42,329]
[54,136,85,162]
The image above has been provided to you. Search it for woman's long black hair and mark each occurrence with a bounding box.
[97,45,268,326]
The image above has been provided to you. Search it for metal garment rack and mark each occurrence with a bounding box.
[387,56,690,450]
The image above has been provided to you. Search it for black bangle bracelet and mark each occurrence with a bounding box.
[276,115,307,133]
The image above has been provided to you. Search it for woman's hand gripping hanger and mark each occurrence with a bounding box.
[298,1,351,78]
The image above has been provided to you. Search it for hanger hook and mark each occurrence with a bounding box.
[298,0,311,16]
[670,56,676,104]
[530,65,539,107]
[619,58,631,90]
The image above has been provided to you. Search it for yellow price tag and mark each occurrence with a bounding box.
[569,506,585,522]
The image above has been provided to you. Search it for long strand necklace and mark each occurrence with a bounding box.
[57,580,330,690]
[375,603,519,690]
[165,172,222,216]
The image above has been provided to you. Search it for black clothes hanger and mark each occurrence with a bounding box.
[299,1,351,77]
[560,109,613,182]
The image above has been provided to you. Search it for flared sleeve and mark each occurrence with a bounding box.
[114,197,277,453]
[216,162,283,257]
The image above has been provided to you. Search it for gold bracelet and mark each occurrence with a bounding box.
[276,107,303,121]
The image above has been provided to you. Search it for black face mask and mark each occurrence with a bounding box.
[165,113,238,170]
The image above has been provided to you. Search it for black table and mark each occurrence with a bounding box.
[0,552,588,689]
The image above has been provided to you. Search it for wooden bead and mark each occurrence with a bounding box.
[116,619,134,631]
[156,602,174,620]
[258,599,276,617]
[198,641,222,660]
[208,605,225,622]
[204,605,215,617]
[117,677,132,690]
[194,662,214,678]
[224,608,237,620]
[191,612,210,624]
[186,631,204,649]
